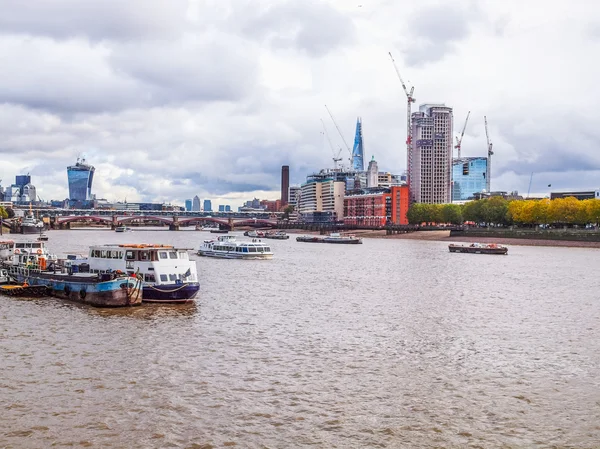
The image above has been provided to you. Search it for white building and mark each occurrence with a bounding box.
[192,195,201,212]
[298,177,345,222]
[366,156,378,188]
[288,186,301,208]
[409,104,453,203]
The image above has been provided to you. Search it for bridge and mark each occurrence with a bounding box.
[51,215,279,231]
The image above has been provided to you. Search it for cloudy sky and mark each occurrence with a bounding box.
[0,0,598,207]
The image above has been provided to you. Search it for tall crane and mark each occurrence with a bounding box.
[388,52,415,184]
[455,110,470,159]
[321,119,343,169]
[484,116,493,192]
[324,104,352,169]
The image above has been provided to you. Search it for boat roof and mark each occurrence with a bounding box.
[90,243,178,250]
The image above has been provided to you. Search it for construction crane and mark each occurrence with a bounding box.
[455,110,470,159]
[484,116,493,192]
[321,119,343,169]
[388,52,415,184]
[324,104,352,169]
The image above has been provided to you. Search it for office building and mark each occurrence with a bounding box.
[409,104,453,203]
[218,205,231,212]
[298,173,345,223]
[344,186,409,227]
[281,165,290,206]
[192,195,201,212]
[550,190,600,201]
[67,157,95,201]
[452,157,488,201]
[185,199,192,211]
[203,199,212,212]
[288,186,301,208]
[5,175,37,204]
[352,117,365,171]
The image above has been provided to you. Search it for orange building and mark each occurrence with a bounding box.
[343,186,409,226]
[260,199,282,212]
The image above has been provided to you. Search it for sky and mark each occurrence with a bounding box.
[0,0,598,208]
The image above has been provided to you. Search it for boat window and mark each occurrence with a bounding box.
[160,274,168,282]
[169,274,177,281]
[169,252,177,259]
[159,251,168,259]
[111,250,120,259]
[144,274,156,282]
[243,247,248,253]
[126,250,135,260]
[265,247,271,252]
[257,247,263,252]
[140,251,150,261]
[249,247,256,252]
[178,251,187,259]
[100,250,107,258]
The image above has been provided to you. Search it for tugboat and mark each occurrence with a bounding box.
[448,243,508,255]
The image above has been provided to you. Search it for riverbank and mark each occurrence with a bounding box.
[283,228,600,248]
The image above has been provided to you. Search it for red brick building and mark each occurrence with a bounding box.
[343,186,409,226]
[260,199,282,212]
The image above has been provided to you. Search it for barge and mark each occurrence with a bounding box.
[448,243,508,255]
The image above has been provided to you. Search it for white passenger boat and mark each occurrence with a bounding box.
[197,235,273,260]
[80,244,200,303]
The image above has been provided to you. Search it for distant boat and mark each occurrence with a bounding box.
[37,233,49,241]
[264,231,289,240]
[296,232,362,244]
[448,243,508,255]
[20,214,45,234]
[115,226,132,233]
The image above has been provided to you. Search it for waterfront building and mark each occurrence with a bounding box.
[203,199,212,212]
[260,199,281,212]
[67,158,95,201]
[352,117,365,171]
[281,165,290,206]
[367,156,378,188]
[288,186,301,208]
[550,190,600,201]
[452,157,488,201]
[343,186,409,227]
[218,205,231,212]
[192,195,201,212]
[298,173,345,223]
[185,199,192,211]
[409,104,453,204]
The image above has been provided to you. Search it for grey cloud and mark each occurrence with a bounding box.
[240,0,356,56]
[0,0,189,41]
[402,3,481,66]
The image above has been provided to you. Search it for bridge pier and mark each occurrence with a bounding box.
[169,215,180,231]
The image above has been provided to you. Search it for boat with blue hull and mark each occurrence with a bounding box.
[79,243,200,304]
[0,242,142,307]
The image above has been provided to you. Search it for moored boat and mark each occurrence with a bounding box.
[198,235,273,259]
[448,243,508,255]
[0,241,142,307]
[71,243,200,304]
[264,231,289,240]
[115,226,131,232]
[37,233,49,241]
[296,233,363,244]
[20,213,45,234]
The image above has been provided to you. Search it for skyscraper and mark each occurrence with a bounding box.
[185,199,192,211]
[452,157,488,201]
[67,157,95,201]
[352,117,364,171]
[192,195,201,211]
[281,165,290,206]
[409,104,453,203]
[203,199,212,212]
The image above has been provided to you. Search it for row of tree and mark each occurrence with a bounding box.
[406,197,600,226]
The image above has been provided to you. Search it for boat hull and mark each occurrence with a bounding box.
[142,282,200,303]
[197,251,273,260]
[5,269,142,307]
[21,225,46,234]
[296,236,362,244]
[448,245,508,255]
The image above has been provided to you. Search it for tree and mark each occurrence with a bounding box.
[585,199,600,225]
[0,206,7,219]
[407,203,425,224]
[549,197,583,224]
[462,200,484,224]
[4,207,14,219]
[282,204,295,220]
[441,204,463,224]
[481,196,509,225]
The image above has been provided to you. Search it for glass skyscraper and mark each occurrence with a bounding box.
[67,158,95,201]
[203,199,212,212]
[452,157,488,201]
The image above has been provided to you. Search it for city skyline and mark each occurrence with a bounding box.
[0,1,598,208]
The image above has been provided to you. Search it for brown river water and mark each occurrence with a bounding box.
[1,228,600,448]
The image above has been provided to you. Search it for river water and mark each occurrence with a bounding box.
[1,229,599,448]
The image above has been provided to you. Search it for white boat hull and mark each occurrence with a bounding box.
[197,250,273,260]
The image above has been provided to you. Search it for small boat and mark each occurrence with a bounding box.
[210,229,229,234]
[296,233,363,244]
[202,225,220,231]
[69,243,200,304]
[198,235,273,259]
[37,233,49,241]
[448,243,508,255]
[1,241,142,307]
[247,230,265,238]
[115,226,131,233]
[296,235,323,243]
[264,231,289,240]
